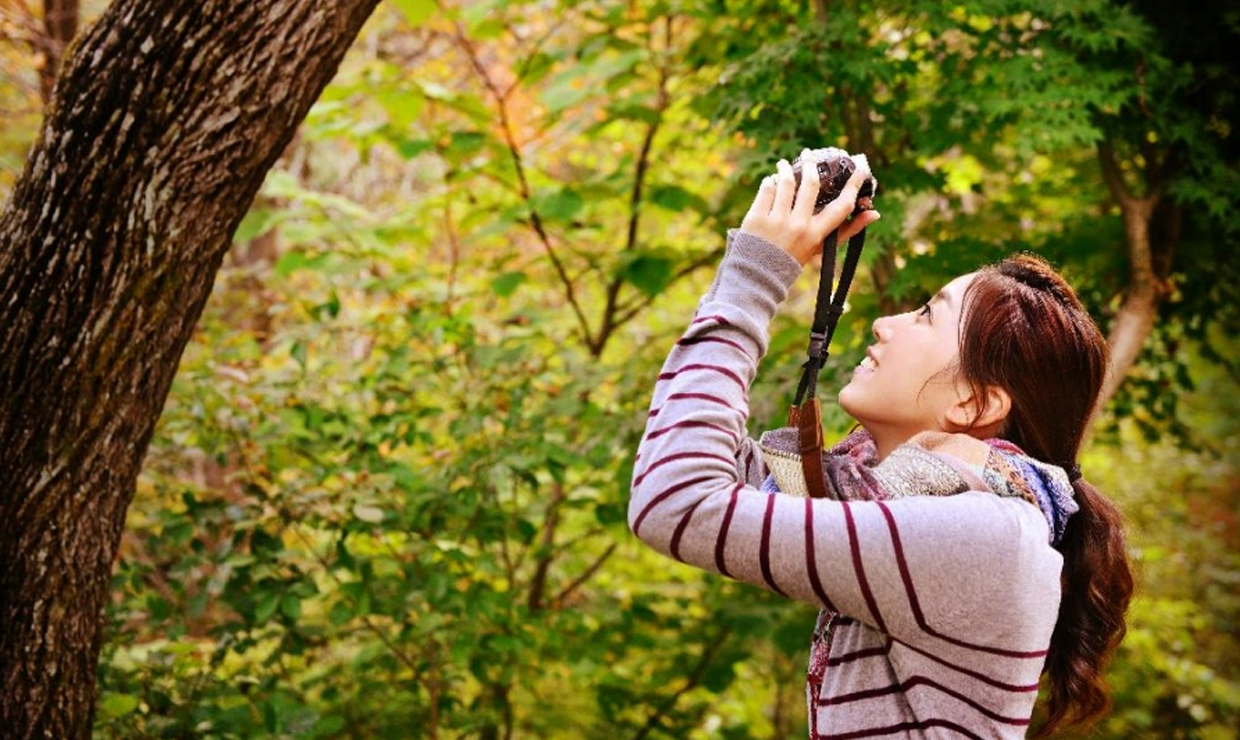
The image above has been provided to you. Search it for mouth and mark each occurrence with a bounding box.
[855,349,877,372]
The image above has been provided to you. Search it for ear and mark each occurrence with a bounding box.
[945,383,1012,433]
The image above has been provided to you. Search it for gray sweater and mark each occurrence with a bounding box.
[629,231,1063,739]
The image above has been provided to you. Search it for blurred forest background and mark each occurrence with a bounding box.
[2,0,1237,737]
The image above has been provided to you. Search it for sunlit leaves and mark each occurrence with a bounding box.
[77,1,1240,739]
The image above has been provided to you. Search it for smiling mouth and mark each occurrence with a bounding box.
[857,354,876,370]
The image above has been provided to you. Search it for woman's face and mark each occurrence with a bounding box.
[838,273,976,452]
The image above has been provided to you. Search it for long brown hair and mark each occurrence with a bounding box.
[958,253,1134,737]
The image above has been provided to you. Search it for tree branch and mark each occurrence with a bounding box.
[526,480,565,612]
[1093,140,1167,420]
[443,9,595,349]
[631,628,732,740]
[551,542,617,608]
[591,14,675,357]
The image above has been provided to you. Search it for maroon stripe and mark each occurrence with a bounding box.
[818,719,988,740]
[842,502,887,633]
[631,476,715,535]
[819,675,1031,726]
[744,448,758,483]
[827,641,891,667]
[676,334,752,358]
[648,392,742,418]
[758,494,787,596]
[804,498,838,612]
[657,363,745,390]
[821,628,1039,692]
[876,502,1049,659]
[714,483,742,577]
[644,419,738,443]
[667,391,737,407]
[895,638,1041,692]
[670,498,707,561]
[633,451,734,487]
[691,314,731,326]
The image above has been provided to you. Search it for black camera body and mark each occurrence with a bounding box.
[791,147,877,214]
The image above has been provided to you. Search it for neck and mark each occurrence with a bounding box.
[865,427,909,463]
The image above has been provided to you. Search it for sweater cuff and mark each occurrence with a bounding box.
[705,229,804,318]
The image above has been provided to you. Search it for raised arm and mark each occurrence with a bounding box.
[629,229,1060,654]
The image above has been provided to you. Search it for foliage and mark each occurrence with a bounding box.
[0,0,1235,737]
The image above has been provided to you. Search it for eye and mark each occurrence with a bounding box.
[917,303,932,318]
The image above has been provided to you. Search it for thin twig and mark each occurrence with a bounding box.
[526,480,566,611]
[551,542,617,607]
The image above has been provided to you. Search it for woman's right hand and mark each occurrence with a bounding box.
[740,151,880,267]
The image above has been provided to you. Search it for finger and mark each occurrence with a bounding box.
[772,159,796,215]
[837,209,881,242]
[793,149,821,218]
[742,175,777,227]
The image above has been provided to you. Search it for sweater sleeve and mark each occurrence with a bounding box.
[629,231,1061,651]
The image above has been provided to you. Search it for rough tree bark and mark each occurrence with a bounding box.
[0,1,381,737]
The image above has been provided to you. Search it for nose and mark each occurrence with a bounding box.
[872,314,893,341]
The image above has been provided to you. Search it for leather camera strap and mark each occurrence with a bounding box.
[788,226,869,499]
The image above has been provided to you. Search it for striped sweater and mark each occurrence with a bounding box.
[629,231,1063,739]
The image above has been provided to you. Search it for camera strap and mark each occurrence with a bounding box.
[786,225,868,498]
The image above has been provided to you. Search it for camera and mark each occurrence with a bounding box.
[791,147,877,214]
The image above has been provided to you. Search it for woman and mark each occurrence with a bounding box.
[628,151,1133,738]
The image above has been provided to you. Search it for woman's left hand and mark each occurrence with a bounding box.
[740,151,881,267]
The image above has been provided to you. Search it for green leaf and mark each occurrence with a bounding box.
[621,253,674,297]
[447,131,488,156]
[234,207,276,243]
[392,0,436,26]
[290,341,308,370]
[255,589,281,623]
[377,88,426,132]
[594,501,626,526]
[700,659,736,693]
[531,187,584,222]
[396,138,433,160]
[99,693,140,718]
[275,251,331,278]
[491,271,528,297]
[650,184,707,213]
[281,595,303,621]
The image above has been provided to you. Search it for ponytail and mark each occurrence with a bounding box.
[960,254,1134,736]
[1037,477,1134,737]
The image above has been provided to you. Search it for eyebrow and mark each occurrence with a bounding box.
[932,289,953,307]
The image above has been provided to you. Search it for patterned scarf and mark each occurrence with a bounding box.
[759,426,1079,725]
[759,426,1078,547]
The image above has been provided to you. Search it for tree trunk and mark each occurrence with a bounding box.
[0,1,380,737]
[1093,141,1175,419]
[39,0,79,103]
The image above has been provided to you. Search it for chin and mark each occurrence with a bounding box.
[837,385,858,417]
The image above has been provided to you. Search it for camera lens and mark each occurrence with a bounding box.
[791,148,876,213]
